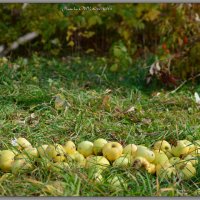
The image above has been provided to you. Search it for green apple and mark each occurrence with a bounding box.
[153,150,169,166]
[85,156,110,171]
[0,150,15,172]
[63,141,76,155]
[107,175,127,191]
[132,156,150,170]
[146,163,156,174]
[135,145,155,163]
[102,142,123,162]
[37,145,48,157]
[93,138,108,155]
[23,147,39,158]
[178,162,196,180]
[183,154,198,166]
[77,141,94,157]
[11,159,33,175]
[156,163,176,179]
[113,156,130,168]
[123,144,137,156]
[171,140,190,157]
[16,137,32,150]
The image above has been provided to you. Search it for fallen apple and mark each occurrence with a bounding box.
[11,159,33,175]
[46,144,65,160]
[50,162,69,173]
[23,147,39,158]
[16,137,32,150]
[63,141,76,155]
[146,163,156,174]
[171,140,190,157]
[92,172,103,183]
[153,140,172,153]
[85,156,110,171]
[132,156,150,170]
[93,138,108,155]
[0,150,15,172]
[113,156,130,168]
[135,145,155,163]
[123,144,137,157]
[153,150,169,166]
[77,141,94,157]
[178,162,196,180]
[153,140,172,158]
[37,145,48,157]
[169,157,181,168]
[156,163,176,179]
[107,175,127,191]
[102,142,123,162]
[182,140,196,155]
[183,154,198,166]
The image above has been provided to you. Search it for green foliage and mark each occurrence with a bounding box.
[0,4,200,83]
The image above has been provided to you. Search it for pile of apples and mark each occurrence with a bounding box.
[0,137,199,184]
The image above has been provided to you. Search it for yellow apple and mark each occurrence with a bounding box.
[11,159,33,175]
[46,144,65,159]
[67,151,84,164]
[92,171,103,183]
[146,163,156,174]
[156,163,176,179]
[85,156,110,171]
[153,150,169,166]
[178,162,196,180]
[37,145,48,157]
[16,137,32,150]
[107,175,127,191]
[132,156,150,170]
[0,150,15,172]
[171,140,190,157]
[169,157,181,168]
[50,162,69,173]
[135,145,155,163]
[190,141,200,156]
[23,147,39,158]
[102,142,123,162]
[113,156,130,168]
[183,155,198,166]
[14,153,29,161]
[153,140,172,153]
[77,141,94,157]
[182,140,196,155]
[93,138,108,155]
[123,144,137,156]
[73,152,86,167]
[63,141,76,155]
[53,155,66,162]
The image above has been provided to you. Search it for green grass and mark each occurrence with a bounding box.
[0,55,199,196]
